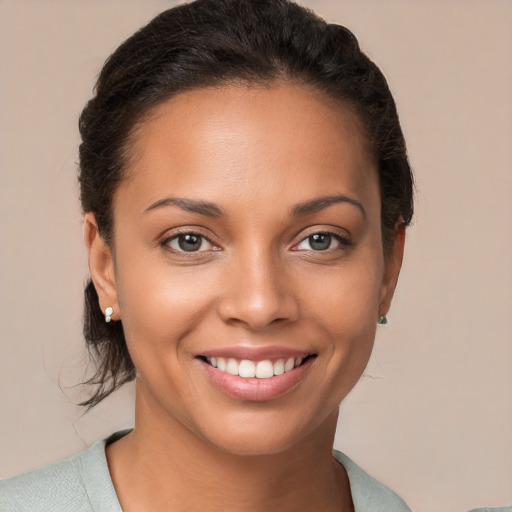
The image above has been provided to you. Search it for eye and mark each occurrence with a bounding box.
[295,232,342,251]
[165,233,214,252]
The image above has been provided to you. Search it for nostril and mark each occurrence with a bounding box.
[217,293,300,331]
[269,317,290,325]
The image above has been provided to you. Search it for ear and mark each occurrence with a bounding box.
[83,212,120,321]
[378,220,406,319]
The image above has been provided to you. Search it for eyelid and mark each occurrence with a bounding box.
[295,234,348,252]
[291,226,352,250]
[160,227,221,253]
[167,234,213,252]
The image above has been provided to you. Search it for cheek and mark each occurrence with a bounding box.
[303,254,382,383]
[306,255,383,328]
[113,261,220,420]
[114,254,217,360]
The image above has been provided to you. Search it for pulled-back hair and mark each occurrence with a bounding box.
[78,0,413,409]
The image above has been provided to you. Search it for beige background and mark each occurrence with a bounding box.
[1,1,511,511]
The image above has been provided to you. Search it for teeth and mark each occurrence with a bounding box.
[255,360,274,379]
[206,356,307,378]
[273,359,285,375]
[226,358,239,375]
[238,360,256,378]
[284,357,295,372]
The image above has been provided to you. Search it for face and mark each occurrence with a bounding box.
[86,83,403,455]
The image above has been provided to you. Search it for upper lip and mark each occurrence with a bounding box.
[197,345,314,361]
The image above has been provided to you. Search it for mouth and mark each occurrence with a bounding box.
[197,354,316,379]
[195,349,317,401]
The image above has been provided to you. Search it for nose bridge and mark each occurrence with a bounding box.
[218,243,298,330]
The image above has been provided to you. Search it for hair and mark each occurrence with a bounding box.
[78,0,414,409]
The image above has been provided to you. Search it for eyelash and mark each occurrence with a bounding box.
[160,228,351,255]
[161,230,219,254]
[293,231,352,252]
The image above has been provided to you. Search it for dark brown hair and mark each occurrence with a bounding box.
[78,0,414,409]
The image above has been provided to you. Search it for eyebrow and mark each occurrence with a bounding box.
[291,194,366,219]
[143,193,365,219]
[144,197,224,217]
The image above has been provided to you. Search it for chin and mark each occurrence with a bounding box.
[194,406,337,457]
[206,426,306,457]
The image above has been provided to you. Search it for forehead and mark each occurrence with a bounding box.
[117,82,379,216]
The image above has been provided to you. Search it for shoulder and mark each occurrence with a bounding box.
[467,508,512,512]
[1,449,96,512]
[333,450,412,512]
[0,431,127,512]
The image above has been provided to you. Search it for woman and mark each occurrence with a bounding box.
[1,0,414,510]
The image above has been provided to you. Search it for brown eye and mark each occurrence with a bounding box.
[167,233,213,252]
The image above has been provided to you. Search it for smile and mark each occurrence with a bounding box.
[197,349,317,401]
[203,356,312,379]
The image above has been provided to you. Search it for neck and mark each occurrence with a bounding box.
[106,380,353,512]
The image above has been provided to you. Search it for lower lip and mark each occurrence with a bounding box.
[198,357,315,401]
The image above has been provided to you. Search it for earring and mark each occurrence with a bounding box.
[105,306,114,323]
[378,315,388,325]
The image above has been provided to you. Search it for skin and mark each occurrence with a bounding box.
[84,82,405,512]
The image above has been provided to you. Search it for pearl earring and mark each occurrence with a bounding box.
[378,315,388,325]
[105,307,114,323]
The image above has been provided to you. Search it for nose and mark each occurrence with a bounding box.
[217,250,300,331]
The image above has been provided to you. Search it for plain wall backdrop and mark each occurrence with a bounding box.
[0,1,511,511]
